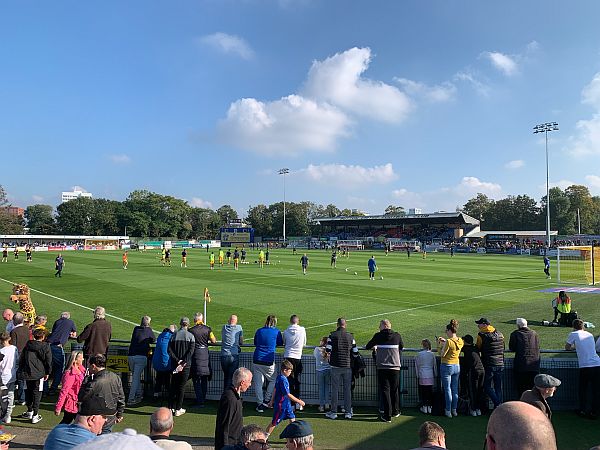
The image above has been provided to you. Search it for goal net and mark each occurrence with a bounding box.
[557,245,600,285]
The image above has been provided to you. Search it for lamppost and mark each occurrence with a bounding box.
[533,122,559,250]
[278,168,289,243]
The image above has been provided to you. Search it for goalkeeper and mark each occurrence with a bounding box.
[543,256,550,279]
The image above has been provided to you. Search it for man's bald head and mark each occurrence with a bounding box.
[149,407,174,436]
[486,402,556,450]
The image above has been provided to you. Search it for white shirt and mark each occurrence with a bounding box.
[283,324,306,359]
[0,345,18,385]
[567,330,600,368]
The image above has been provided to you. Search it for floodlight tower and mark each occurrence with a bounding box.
[533,122,559,251]
[278,168,290,243]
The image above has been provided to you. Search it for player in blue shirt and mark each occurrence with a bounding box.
[543,256,551,279]
[265,360,305,439]
[368,255,377,280]
[300,254,309,275]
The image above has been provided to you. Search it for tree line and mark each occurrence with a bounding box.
[1,184,599,238]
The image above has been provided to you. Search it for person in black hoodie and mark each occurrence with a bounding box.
[19,327,52,424]
[461,334,485,417]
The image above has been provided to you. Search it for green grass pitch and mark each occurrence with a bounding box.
[1,248,597,350]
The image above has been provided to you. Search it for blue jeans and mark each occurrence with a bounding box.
[193,375,209,405]
[440,363,460,412]
[127,355,147,402]
[317,369,331,407]
[220,354,239,391]
[484,366,504,407]
[50,345,65,390]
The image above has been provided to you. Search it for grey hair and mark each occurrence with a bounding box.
[13,312,24,326]
[180,317,190,327]
[141,316,151,327]
[380,319,391,329]
[94,306,106,320]
[194,312,203,323]
[240,424,265,444]
[61,312,71,319]
[287,434,314,448]
[516,318,527,328]
[233,367,252,387]
[150,409,173,433]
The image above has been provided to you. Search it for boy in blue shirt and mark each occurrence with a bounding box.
[368,255,377,280]
[265,360,305,439]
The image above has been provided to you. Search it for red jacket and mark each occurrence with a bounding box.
[55,367,85,414]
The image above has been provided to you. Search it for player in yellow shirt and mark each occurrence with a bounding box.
[258,250,265,268]
[209,252,215,270]
[219,250,224,267]
[160,247,166,266]
[122,251,128,270]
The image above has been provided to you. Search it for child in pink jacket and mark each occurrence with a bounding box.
[55,351,85,424]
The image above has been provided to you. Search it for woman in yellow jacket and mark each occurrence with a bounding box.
[437,319,464,418]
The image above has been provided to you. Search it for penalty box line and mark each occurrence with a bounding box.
[305,283,548,330]
[0,277,160,333]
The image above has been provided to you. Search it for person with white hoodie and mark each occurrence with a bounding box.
[0,332,18,424]
[283,315,307,411]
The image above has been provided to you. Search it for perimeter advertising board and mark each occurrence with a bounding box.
[220,227,254,244]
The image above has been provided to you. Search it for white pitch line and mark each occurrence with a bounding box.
[237,279,423,307]
[305,283,546,330]
[0,277,159,332]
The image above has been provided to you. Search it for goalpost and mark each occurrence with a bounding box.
[557,245,600,285]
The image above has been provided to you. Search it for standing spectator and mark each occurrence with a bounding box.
[476,317,505,408]
[283,315,307,411]
[313,336,331,412]
[152,325,176,398]
[9,312,29,405]
[437,319,463,418]
[214,367,253,450]
[253,315,283,413]
[279,420,314,450]
[32,315,49,336]
[0,332,18,424]
[47,312,77,394]
[55,351,85,424]
[189,313,216,408]
[55,253,65,277]
[365,319,403,422]
[461,335,485,416]
[519,373,561,421]
[325,317,358,420]
[221,315,243,391]
[78,354,125,434]
[77,307,112,361]
[2,309,14,334]
[415,339,437,414]
[127,316,155,406]
[19,328,52,424]
[149,407,193,450]
[565,319,600,418]
[409,421,447,450]
[509,318,540,396]
[168,317,195,417]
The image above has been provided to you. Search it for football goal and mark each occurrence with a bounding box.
[557,245,600,285]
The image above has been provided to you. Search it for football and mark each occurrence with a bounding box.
[380,276,383,280]
[354,272,357,275]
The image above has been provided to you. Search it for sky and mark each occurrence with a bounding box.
[2,0,600,216]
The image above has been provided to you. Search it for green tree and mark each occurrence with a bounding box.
[190,207,221,239]
[56,197,95,234]
[0,186,24,234]
[247,204,273,237]
[462,193,493,223]
[323,204,341,217]
[25,204,55,234]
[565,185,596,234]
[384,205,405,216]
[541,187,575,234]
[216,205,238,226]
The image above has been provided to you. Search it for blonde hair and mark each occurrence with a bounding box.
[94,306,106,320]
[65,350,83,372]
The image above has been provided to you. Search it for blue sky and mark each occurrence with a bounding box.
[2,0,600,216]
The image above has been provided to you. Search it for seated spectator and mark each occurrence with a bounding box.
[409,421,446,450]
[69,428,161,449]
[43,393,116,450]
[519,373,560,421]
[0,332,18,423]
[19,327,52,424]
[279,420,314,450]
[55,351,85,424]
[149,407,193,449]
[223,424,267,450]
[485,401,557,450]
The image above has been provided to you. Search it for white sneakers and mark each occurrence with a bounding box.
[445,410,452,418]
[31,414,42,424]
[325,411,337,420]
[452,409,458,417]
[344,412,353,419]
[420,405,428,414]
[21,411,33,419]
[174,409,186,417]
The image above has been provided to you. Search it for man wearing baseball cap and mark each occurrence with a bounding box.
[475,317,505,408]
[44,395,116,450]
[279,420,313,450]
[520,373,561,421]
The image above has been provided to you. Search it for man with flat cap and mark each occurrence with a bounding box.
[519,373,561,421]
[280,420,314,450]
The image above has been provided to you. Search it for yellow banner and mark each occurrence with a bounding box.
[106,355,129,373]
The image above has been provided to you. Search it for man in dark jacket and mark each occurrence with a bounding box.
[476,317,505,408]
[168,317,195,416]
[127,315,155,406]
[78,354,125,434]
[77,306,112,361]
[215,367,253,450]
[365,319,403,422]
[10,312,30,404]
[509,318,540,396]
[190,312,216,407]
[325,317,358,420]
[19,327,52,423]
[520,373,560,421]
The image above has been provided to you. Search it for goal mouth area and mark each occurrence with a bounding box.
[557,245,600,286]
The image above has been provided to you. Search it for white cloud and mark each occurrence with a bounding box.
[109,154,131,164]
[483,51,518,76]
[505,159,525,170]
[71,186,88,192]
[582,73,600,109]
[189,197,213,209]
[303,47,412,123]
[32,195,44,203]
[217,95,350,155]
[585,175,600,194]
[526,41,540,53]
[394,78,456,103]
[453,176,502,196]
[550,180,576,190]
[300,163,397,186]
[198,32,255,60]
[567,72,600,156]
[454,71,490,97]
